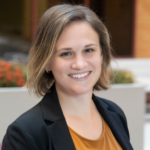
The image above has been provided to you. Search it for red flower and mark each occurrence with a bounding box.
[0,61,26,87]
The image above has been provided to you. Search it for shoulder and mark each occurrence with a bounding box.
[13,102,44,131]
[96,96,127,119]
[12,102,49,137]
[96,96,130,138]
[2,102,50,150]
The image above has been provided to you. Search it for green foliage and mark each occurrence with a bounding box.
[110,69,135,84]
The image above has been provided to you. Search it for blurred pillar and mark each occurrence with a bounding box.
[84,0,90,8]
[133,0,150,58]
[31,0,38,41]
[23,0,31,40]
[38,0,48,22]
[132,0,138,57]
[31,0,61,41]
[48,0,61,8]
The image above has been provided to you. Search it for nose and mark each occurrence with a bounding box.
[71,55,88,70]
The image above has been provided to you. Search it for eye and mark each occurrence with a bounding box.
[84,49,94,53]
[60,52,72,57]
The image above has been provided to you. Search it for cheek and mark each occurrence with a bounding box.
[91,55,102,69]
[51,59,69,75]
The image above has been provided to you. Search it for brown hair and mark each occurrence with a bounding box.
[26,4,113,97]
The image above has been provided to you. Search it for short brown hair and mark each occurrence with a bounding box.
[26,4,113,97]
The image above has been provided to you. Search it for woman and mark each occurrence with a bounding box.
[2,4,133,150]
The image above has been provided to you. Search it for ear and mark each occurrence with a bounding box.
[46,68,50,72]
[45,66,51,73]
[45,64,51,72]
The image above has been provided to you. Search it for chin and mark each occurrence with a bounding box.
[69,85,93,95]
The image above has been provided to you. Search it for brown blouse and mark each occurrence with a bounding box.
[68,117,123,150]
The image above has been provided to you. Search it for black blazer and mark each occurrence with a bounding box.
[2,84,133,150]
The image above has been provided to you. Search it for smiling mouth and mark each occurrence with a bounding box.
[69,71,91,79]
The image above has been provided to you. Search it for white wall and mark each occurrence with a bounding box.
[0,84,145,150]
[0,88,41,143]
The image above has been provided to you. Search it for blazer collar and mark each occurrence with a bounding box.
[41,84,64,122]
[41,84,76,150]
[92,95,133,150]
[40,84,133,150]
[41,84,109,122]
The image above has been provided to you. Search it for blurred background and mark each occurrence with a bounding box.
[1,0,149,60]
[0,0,150,150]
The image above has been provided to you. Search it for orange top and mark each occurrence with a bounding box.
[68,117,123,150]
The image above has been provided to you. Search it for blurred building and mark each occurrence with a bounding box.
[0,0,150,58]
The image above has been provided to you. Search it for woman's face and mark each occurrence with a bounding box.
[48,21,103,96]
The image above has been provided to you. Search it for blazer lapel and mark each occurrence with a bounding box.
[47,119,76,150]
[92,94,133,150]
[41,84,76,150]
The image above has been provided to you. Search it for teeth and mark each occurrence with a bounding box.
[70,72,90,78]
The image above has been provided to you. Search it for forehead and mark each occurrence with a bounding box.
[62,21,97,35]
[55,21,100,50]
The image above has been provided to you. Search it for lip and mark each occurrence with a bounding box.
[69,71,91,76]
[69,71,91,80]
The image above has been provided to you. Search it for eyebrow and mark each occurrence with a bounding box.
[57,43,97,51]
[85,44,97,48]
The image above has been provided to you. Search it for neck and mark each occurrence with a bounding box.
[55,84,96,118]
